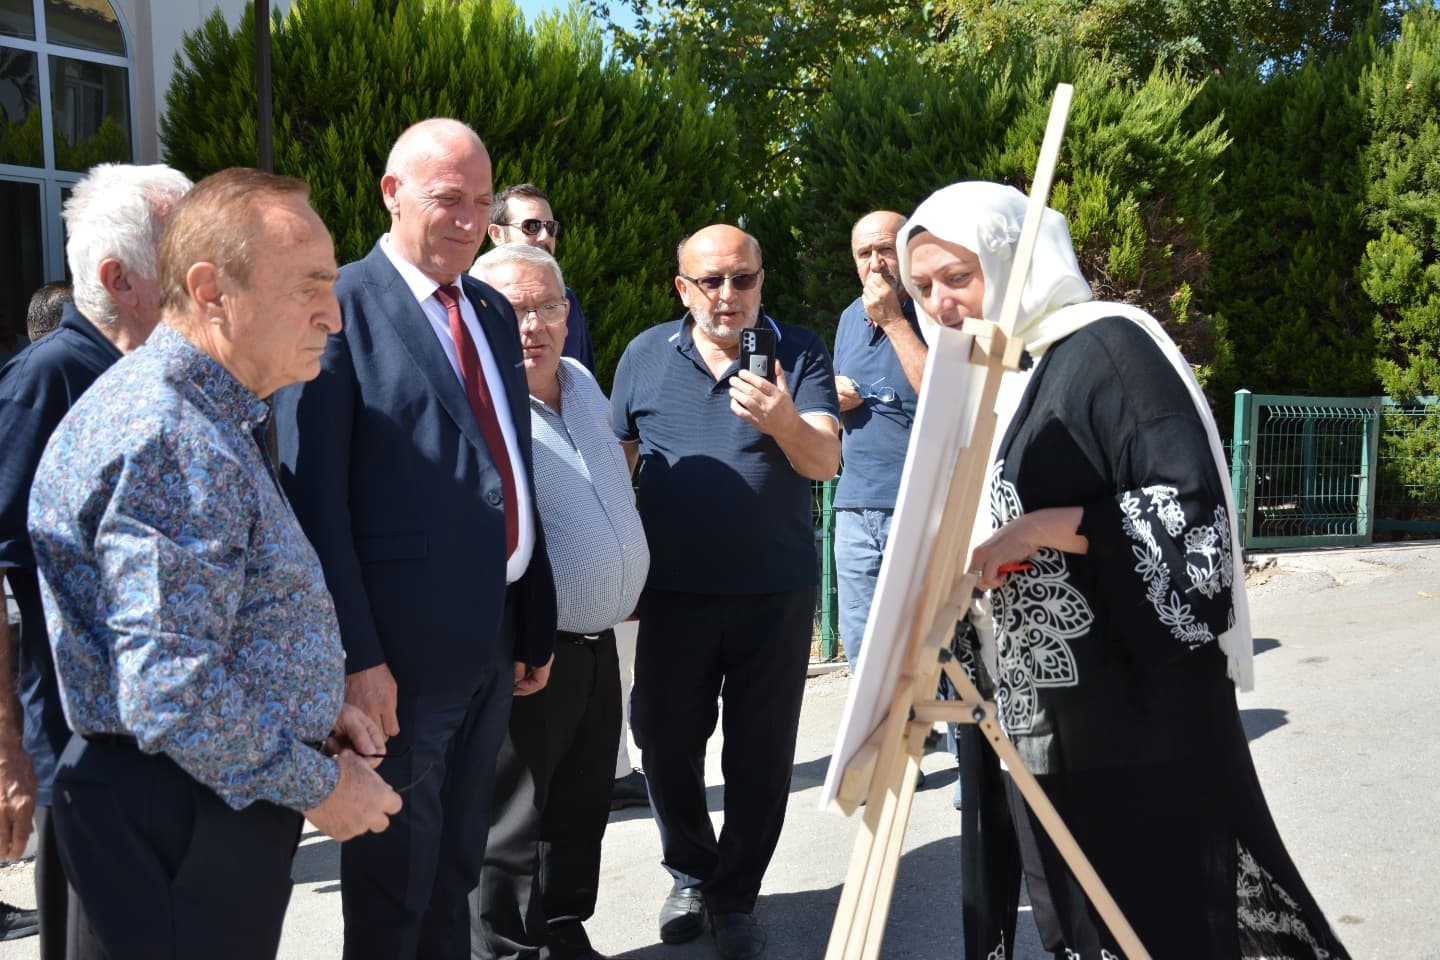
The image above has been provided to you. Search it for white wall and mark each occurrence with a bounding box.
[112,0,293,162]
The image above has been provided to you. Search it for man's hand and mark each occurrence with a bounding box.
[324,703,387,769]
[731,366,840,480]
[304,752,402,842]
[0,740,35,862]
[0,597,35,862]
[345,663,399,738]
[861,269,906,330]
[729,366,802,437]
[835,375,862,413]
[513,653,553,697]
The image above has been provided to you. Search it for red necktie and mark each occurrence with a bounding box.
[434,284,518,557]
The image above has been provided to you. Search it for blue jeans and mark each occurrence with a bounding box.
[834,507,894,666]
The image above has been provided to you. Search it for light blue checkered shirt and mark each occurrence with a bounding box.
[531,359,649,633]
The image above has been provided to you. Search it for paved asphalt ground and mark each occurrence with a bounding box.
[1,541,1435,958]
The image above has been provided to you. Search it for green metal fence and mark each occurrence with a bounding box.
[812,477,840,660]
[1375,396,1440,536]
[1230,391,1440,549]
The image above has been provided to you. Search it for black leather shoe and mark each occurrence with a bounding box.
[611,768,650,811]
[658,885,706,943]
[711,912,766,960]
[0,901,37,942]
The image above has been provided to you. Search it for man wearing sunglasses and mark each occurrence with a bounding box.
[831,210,928,670]
[610,224,841,960]
[486,183,596,376]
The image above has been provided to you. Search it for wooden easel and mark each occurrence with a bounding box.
[821,84,1153,960]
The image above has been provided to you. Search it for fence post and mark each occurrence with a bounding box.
[1232,390,1253,550]
[819,476,840,660]
[1360,397,1382,543]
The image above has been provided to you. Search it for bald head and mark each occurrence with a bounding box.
[851,211,905,253]
[381,118,494,283]
[850,210,906,296]
[677,224,762,276]
[673,224,764,345]
[385,118,487,181]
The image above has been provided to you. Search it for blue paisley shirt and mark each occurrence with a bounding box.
[28,324,344,812]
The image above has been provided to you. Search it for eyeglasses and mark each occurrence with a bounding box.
[858,379,898,404]
[354,746,434,794]
[502,218,561,238]
[679,271,761,293]
[515,302,569,325]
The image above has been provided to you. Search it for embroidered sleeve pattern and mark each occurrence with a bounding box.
[1119,484,1233,651]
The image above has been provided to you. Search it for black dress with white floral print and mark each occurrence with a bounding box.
[954,317,1349,959]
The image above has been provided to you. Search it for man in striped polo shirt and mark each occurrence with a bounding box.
[610,225,841,960]
[469,244,650,960]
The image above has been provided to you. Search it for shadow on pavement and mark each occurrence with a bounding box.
[610,836,966,960]
[1240,707,1289,741]
[292,834,340,887]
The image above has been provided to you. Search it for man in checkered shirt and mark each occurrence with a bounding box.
[469,244,649,960]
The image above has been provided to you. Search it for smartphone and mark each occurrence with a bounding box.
[738,326,777,383]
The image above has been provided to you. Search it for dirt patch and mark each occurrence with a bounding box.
[1245,555,1281,588]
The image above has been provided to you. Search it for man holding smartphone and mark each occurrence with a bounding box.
[609,225,840,960]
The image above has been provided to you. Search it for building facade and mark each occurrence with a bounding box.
[1,0,285,356]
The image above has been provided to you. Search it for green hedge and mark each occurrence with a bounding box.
[159,1,1440,414]
[162,0,744,386]
[752,48,1228,374]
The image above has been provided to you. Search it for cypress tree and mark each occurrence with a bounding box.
[161,0,744,384]
[1358,3,1440,400]
[756,47,1227,375]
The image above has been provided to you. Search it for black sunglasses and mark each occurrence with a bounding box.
[680,271,761,292]
[503,218,561,238]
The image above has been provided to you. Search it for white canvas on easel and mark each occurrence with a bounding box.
[817,83,1154,960]
[820,323,987,811]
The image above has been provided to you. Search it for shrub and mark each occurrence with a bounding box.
[162,0,744,385]
[1358,3,1440,400]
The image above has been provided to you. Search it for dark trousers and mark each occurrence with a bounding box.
[957,722,1021,960]
[51,737,303,960]
[342,653,514,960]
[471,630,622,960]
[33,804,106,960]
[631,588,814,915]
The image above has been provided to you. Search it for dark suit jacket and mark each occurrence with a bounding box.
[275,242,555,696]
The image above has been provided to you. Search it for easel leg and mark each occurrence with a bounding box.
[825,712,934,959]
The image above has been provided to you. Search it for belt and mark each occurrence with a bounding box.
[557,628,614,646]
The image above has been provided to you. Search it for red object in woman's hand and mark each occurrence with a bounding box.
[997,563,1033,574]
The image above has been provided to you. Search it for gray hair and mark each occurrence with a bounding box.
[469,242,565,291]
[63,163,193,326]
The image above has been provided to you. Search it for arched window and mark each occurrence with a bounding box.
[1,0,133,356]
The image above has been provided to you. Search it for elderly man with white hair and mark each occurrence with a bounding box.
[468,244,648,960]
[0,162,191,960]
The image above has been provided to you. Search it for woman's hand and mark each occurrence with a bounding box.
[968,506,1088,591]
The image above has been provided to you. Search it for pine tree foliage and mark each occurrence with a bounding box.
[754,48,1228,375]
[161,0,744,383]
[1195,17,1382,415]
[1358,3,1440,399]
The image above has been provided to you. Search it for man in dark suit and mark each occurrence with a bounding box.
[276,118,557,960]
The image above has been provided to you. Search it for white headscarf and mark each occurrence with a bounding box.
[899,182,1254,690]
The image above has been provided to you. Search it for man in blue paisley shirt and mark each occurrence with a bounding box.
[27,168,402,960]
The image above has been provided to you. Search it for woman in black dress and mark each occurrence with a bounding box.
[898,182,1349,959]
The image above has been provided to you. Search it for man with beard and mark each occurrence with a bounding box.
[609,225,839,960]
